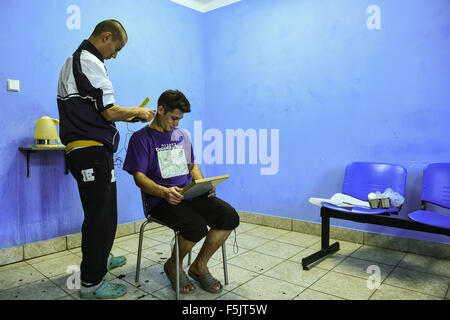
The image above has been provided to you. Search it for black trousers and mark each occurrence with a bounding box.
[150,195,240,243]
[66,146,117,285]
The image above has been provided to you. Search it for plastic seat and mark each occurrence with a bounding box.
[302,162,408,270]
[135,191,229,300]
[322,162,407,215]
[408,163,450,230]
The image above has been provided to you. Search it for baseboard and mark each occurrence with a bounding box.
[237,211,450,259]
[1,212,448,267]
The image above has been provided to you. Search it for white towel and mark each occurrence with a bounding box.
[309,193,370,208]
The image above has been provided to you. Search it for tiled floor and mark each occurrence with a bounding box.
[0,222,449,300]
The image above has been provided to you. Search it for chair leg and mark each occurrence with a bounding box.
[135,220,149,282]
[221,243,229,285]
[301,207,340,270]
[174,231,180,300]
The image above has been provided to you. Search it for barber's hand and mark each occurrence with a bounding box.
[207,187,216,198]
[163,186,184,205]
[138,108,155,123]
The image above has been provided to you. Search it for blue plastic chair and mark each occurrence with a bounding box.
[302,162,408,270]
[408,163,450,230]
[321,162,407,215]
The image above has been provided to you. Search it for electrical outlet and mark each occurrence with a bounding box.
[7,79,20,92]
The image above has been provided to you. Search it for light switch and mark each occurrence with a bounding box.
[7,79,20,92]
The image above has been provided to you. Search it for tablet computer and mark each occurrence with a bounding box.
[181,174,230,199]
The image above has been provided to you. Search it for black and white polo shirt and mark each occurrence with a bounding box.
[57,40,120,152]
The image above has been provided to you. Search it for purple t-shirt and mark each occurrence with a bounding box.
[123,126,194,211]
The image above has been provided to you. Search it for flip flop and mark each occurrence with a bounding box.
[163,261,197,294]
[188,270,223,294]
[107,253,127,271]
[80,280,127,299]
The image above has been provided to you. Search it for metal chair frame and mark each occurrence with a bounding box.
[135,191,229,300]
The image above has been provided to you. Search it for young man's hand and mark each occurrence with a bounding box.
[163,186,184,205]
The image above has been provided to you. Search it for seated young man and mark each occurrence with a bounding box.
[123,89,239,294]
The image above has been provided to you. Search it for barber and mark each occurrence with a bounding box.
[57,19,154,299]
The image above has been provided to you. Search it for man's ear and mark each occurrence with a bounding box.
[102,31,112,42]
[157,105,165,115]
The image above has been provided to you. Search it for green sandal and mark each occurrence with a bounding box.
[80,280,127,299]
[107,253,127,271]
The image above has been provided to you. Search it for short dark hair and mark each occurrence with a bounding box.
[158,90,191,113]
[91,19,127,42]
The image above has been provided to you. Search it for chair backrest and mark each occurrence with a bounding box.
[342,162,407,200]
[140,190,150,218]
[421,163,450,209]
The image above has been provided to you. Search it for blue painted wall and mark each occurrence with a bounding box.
[202,0,449,243]
[0,0,205,249]
[1,0,449,250]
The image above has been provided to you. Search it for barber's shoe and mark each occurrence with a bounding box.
[80,280,127,299]
[107,253,127,271]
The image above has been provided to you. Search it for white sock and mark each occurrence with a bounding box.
[80,280,104,293]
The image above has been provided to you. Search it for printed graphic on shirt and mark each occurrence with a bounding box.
[157,143,189,179]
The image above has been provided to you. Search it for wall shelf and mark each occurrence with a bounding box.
[18,145,68,178]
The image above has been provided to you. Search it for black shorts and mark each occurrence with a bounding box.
[150,195,240,243]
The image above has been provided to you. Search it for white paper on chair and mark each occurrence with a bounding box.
[309,193,371,208]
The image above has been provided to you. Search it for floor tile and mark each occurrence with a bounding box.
[0,261,28,273]
[114,236,163,253]
[231,275,305,300]
[27,252,82,278]
[370,283,441,300]
[208,263,259,290]
[216,291,248,300]
[151,284,229,300]
[350,245,405,266]
[228,250,284,274]
[0,278,67,300]
[245,225,290,240]
[398,253,450,278]
[0,263,46,291]
[145,228,177,243]
[227,233,270,250]
[264,260,328,287]
[235,222,260,234]
[276,232,321,247]
[332,256,394,282]
[383,266,449,298]
[293,288,344,300]
[24,251,72,265]
[253,240,305,259]
[140,242,174,264]
[123,263,172,294]
[192,243,247,263]
[310,271,376,300]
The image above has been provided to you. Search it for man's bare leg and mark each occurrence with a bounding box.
[165,234,196,292]
[188,229,232,291]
